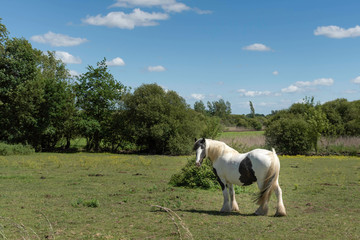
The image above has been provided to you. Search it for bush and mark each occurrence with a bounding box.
[265,117,313,155]
[0,142,35,156]
[248,118,262,131]
[169,157,218,189]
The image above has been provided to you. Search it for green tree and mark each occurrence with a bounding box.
[266,97,329,154]
[74,58,126,151]
[207,99,231,119]
[249,101,255,118]
[0,22,76,151]
[0,36,44,149]
[265,116,313,155]
[194,100,206,115]
[37,51,76,149]
[118,84,207,154]
[0,18,9,50]
[322,99,360,136]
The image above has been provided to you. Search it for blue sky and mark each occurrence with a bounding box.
[1,0,360,114]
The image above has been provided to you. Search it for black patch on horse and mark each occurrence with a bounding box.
[239,156,257,186]
[213,168,225,191]
[193,138,206,151]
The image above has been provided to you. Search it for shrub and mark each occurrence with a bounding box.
[0,142,35,156]
[169,157,218,189]
[265,117,313,155]
[248,118,262,131]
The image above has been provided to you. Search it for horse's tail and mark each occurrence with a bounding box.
[255,148,280,205]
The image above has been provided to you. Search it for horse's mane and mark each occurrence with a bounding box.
[205,139,239,162]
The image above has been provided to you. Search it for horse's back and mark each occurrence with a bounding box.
[247,148,275,184]
[248,149,274,166]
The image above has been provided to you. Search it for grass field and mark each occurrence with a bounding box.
[0,153,359,239]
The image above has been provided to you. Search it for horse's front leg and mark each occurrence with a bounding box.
[228,184,239,212]
[213,168,231,212]
[220,183,231,212]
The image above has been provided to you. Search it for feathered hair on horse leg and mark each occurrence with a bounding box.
[254,149,280,214]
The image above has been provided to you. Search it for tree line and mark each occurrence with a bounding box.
[1,20,359,155]
[0,20,223,154]
[265,97,360,155]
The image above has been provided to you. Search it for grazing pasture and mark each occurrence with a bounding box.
[0,153,359,239]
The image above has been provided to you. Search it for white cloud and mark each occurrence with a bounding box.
[193,8,212,15]
[162,2,190,13]
[30,31,88,47]
[55,51,82,64]
[243,43,272,51]
[106,57,125,66]
[110,0,211,14]
[237,89,271,97]
[313,78,334,86]
[281,78,334,93]
[191,93,205,100]
[272,71,279,76]
[281,85,301,93]
[314,25,360,39]
[147,65,166,72]
[352,76,360,84]
[82,8,169,29]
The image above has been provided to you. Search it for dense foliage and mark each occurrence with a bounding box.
[265,97,360,155]
[169,157,218,189]
[0,21,75,151]
[0,20,222,154]
[1,20,359,155]
[74,59,126,151]
[109,84,221,154]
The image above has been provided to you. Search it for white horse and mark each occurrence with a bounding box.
[194,138,286,217]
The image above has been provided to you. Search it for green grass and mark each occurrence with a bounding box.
[0,153,359,239]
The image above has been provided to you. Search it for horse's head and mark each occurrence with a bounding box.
[194,138,206,167]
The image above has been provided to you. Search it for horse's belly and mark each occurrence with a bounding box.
[214,161,243,185]
[214,157,258,186]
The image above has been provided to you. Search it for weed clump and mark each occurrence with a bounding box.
[71,198,100,208]
[169,157,218,189]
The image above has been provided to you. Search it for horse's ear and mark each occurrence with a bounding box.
[194,138,197,142]
[200,138,205,143]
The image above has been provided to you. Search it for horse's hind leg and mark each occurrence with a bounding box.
[255,202,269,216]
[274,181,286,217]
[228,184,239,212]
[255,181,269,216]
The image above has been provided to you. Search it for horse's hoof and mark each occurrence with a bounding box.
[274,211,287,217]
[232,206,239,212]
[275,206,287,217]
[220,208,231,213]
